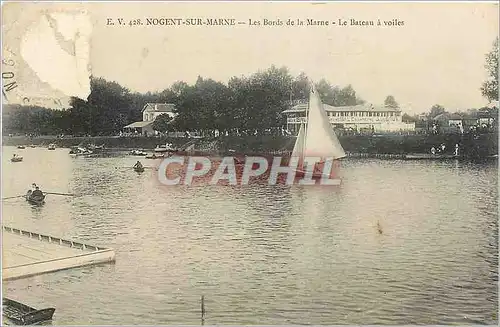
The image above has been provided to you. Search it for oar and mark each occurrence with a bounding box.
[2,195,25,200]
[45,192,75,196]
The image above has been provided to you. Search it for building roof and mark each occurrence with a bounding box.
[282,103,401,114]
[142,103,176,113]
[124,121,153,128]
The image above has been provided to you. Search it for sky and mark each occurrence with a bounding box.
[3,2,499,113]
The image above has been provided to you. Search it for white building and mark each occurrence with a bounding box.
[142,103,177,122]
[123,103,178,136]
[283,102,415,134]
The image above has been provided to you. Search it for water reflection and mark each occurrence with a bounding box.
[2,147,497,325]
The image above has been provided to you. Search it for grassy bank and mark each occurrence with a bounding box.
[3,133,498,158]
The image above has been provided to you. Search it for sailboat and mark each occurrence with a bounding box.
[290,83,346,181]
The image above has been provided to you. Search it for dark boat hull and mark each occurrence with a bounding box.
[134,167,145,173]
[25,192,46,205]
[2,298,55,325]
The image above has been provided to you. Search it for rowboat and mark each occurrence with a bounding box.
[134,166,145,173]
[11,156,23,162]
[69,146,93,155]
[130,149,147,156]
[145,153,164,159]
[17,145,26,149]
[30,144,36,148]
[154,143,176,153]
[87,143,105,152]
[48,144,56,150]
[25,190,46,205]
[2,297,55,325]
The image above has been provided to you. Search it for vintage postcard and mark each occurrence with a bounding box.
[1,1,498,325]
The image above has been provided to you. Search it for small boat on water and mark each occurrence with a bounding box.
[145,153,164,159]
[25,190,46,205]
[154,143,176,153]
[48,144,56,150]
[17,145,26,149]
[134,166,145,173]
[69,146,93,156]
[11,156,23,162]
[130,149,147,156]
[2,297,55,325]
[30,144,36,148]
[87,143,105,153]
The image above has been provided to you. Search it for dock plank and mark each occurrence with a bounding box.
[2,227,115,280]
[3,232,87,268]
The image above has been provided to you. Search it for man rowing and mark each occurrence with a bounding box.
[31,186,44,198]
[134,161,143,169]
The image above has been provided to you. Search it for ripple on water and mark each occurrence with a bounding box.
[1,149,497,325]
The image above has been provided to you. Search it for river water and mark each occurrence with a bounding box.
[2,146,498,325]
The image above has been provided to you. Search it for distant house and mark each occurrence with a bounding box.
[123,103,177,136]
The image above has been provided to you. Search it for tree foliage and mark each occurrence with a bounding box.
[481,37,499,102]
[152,114,173,132]
[384,95,399,109]
[430,104,446,118]
[3,66,369,136]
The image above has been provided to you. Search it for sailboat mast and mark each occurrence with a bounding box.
[302,81,312,162]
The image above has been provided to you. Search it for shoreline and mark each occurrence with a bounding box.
[2,132,498,159]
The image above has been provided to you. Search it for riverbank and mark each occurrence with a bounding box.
[3,132,498,158]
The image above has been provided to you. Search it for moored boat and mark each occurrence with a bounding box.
[69,146,93,155]
[17,145,26,149]
[130,149,147,156]
[2,297,55,325]
[30,144,36,148]
[154,143,176,153]
[87,143,105,153]
[48,144,56,150]
[145,153,164,159]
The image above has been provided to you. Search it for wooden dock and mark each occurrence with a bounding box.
[2,226,116,281]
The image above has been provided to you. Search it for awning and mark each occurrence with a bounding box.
[123,121,153,129]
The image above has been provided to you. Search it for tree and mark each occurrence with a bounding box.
[152,114,173,132]
[481,37,499,102]
[430,104,446,118]
[336,84,359,106]
[384,95,399,109]
[2,67,370,137]
[401,113,417,123]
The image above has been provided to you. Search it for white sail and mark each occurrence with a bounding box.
[291,123,305,158]
[303,84,346,160]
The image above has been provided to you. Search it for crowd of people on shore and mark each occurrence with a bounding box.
[430,143,460,156]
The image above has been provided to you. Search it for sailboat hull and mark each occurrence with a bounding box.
[293,159,341,182]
